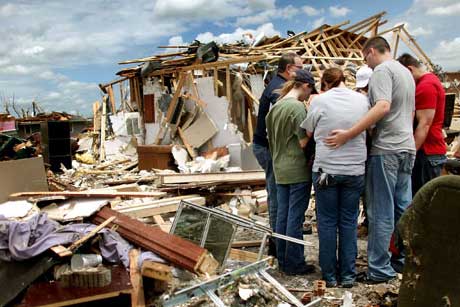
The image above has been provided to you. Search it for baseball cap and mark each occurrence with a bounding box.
[294,69,318,94]
[356,65,373,89]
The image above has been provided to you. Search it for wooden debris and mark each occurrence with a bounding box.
[51,216,116,257]
[129,249,146,307]
[158,171,265,185]
[141,261,172,282]
[10,190,166,199]
[116,195,205,218]
[91,206,218,275]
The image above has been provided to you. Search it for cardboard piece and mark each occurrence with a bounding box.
[0,157,48,203]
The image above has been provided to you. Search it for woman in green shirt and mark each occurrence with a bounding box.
[266,69,317,275]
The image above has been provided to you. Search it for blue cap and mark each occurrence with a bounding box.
[294,69,318,94]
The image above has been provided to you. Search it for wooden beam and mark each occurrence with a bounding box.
[229,248,259,262]
[129,249,146,307]
[107,85,116,114]
[68,216,116,251]
[92,101,100,131]
[226,66,232,105]
[241,83,259,106]
[153,215,171,232]
[181,93,206,108]
[155,72,187,144]
[10,191,166,199]
[159,171,265,185]
[148,55,266,77]
[100,96,107,162]
[91,206,219,275]
[400,27,434,70]
[247,107,254,143]
[349,19,380,48]
[166,72,186,122]
[392,29,400,59]
[213,67,219,95]
[117,196,206,218]
[99,77,128,91]
[344,11,386,32]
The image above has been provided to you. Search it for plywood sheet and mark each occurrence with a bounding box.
[0,157,48,203]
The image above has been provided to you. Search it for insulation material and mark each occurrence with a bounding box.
[249,74,264,115]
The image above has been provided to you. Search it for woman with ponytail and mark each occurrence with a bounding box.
[300,68,369,288]
[266,69,317,275]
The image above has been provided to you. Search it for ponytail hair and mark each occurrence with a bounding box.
[274,80,306,101]
[321,67,345,90]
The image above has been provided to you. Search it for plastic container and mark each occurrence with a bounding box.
[71,254,102,271]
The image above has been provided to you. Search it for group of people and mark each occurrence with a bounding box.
[252,36,446,287]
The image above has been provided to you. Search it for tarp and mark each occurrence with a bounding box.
[0,212,164,268]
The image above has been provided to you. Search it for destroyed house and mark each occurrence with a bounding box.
[95,11,437,169]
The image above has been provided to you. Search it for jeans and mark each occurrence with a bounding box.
[313,172,364,283]
[412,150,446,197]
[253,143,278,231]
[276,181,311,273]
[366,152,415,281]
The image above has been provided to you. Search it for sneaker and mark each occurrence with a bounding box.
[326,280,338,288]
[356,273,394,285]
[284,264,316,276]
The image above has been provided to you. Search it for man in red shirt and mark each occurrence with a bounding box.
[397,53,447,196]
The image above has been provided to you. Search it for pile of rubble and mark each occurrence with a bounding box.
[1,10,458,307]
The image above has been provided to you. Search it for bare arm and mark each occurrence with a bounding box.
[414,109,435,150]
[324,100,391,148]
[299,131,313,148]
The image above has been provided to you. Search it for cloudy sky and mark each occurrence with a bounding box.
[0,0,458,116]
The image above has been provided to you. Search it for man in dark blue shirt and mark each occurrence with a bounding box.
[252,52,303,256]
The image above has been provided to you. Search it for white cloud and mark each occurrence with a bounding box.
[196,23,280,44]
[427,2,460,16]
[312,17,325,29]
[387,0,459,70]
[411,26,433,36]
[153,0,271,21]
[431,37,460,70]
[0,3,17,17]
[329,5,351,17]
[22,46,45,56]
[302,5,323,16]
[236,5,298,26]
[394,22,432,37]
[0,0,191,115]
[168,36,185,46]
